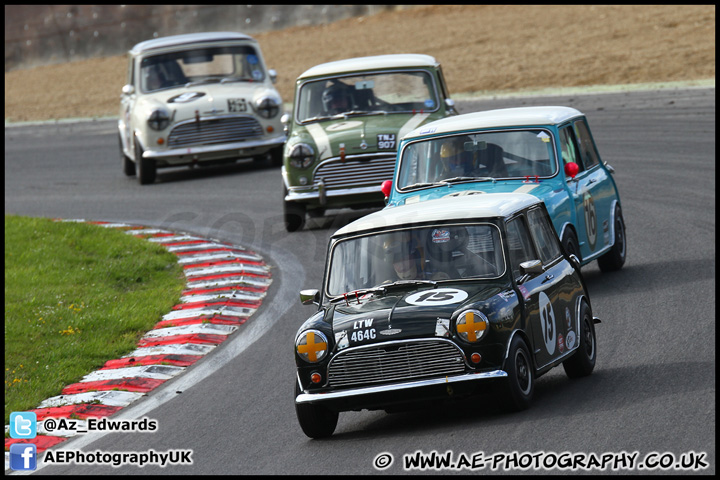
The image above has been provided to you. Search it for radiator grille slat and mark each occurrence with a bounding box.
[168,116,264,148]
[327,340,466,388]
[314,155,396,189]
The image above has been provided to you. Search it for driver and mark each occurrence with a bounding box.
[383,233,449,281]
[322,83,351,115]
[439,137,476,178]
[144,64,166,92]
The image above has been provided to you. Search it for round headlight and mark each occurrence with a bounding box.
[256,96,280,119]
[148,108,170,131]
[295,330,329,363]
[455,309,489,343]
[289,143,315,169]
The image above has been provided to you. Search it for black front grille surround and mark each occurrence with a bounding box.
[327,339,467,388]
[167,115,264,148]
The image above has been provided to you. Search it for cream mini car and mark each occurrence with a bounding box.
[118,32,286,184]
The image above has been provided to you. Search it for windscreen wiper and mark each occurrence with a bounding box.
[330,280,437,304]
[220,76,252,84]
[438,176,495,184]
[185,78,222,87]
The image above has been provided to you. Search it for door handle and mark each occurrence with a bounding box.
[543,274,554,283]
[587,178,597,185]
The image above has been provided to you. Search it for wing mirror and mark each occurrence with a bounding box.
[268,69,278,84]
[520,260,544,275]
[281,112,290,136]
[445,98,457,114]
[564,162,579,180]
[300,289,320,306]
[121,84,135,96]
[517,259,544,285]
[381,180,393,203]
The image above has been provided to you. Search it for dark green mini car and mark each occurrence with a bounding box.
[294,193,600,438]
[281,54,456,231]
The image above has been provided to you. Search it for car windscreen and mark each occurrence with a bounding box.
[326,223,505,296]
[140,45,263,93]
[397,130,558,188]
[296,70,438,122]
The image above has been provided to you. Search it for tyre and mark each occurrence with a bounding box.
[270,145,284,167]
[294,381,338,439]
[283,185,306,232]
[119,135,136,176]
[597,205,626,272]
[500,335,534,411]
[135,138,156,185]
[562,301,596,378]
[561,228,581,263]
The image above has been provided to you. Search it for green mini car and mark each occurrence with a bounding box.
[281,54,457,231]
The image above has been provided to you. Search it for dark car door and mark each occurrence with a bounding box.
[524,207,575,369]
[506,209,571,370]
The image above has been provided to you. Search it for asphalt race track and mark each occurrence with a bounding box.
[4,87,715,475]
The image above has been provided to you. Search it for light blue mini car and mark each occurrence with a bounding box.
[382,106,626,272]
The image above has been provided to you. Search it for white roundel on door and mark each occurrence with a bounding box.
[539,291,556,355]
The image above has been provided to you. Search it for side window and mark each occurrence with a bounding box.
[527,208,562,264]
[573,119,600,169]
[559,126,583,172]
[506,216,537,279]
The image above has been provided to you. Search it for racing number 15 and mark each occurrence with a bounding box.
[415,291,455,303]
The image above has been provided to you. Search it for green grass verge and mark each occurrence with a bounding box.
[4,215,185,426]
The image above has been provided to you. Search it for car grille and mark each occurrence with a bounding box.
[314,154,396,190]
[327,339,467,388]
[167,116,264,148]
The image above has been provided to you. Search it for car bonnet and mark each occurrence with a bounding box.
[329,282,504,349]
[299,113,434,161]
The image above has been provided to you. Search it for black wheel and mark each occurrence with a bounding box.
[561,228,581,263]
[119,134,135,176]
[500,335,534,411]
[597,205,626,272]
[283,185,306,232]
[294,381,338,439]
[135,138,156,185]
[563,302,597,378]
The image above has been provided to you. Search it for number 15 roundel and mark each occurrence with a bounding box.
[405,288,468,306]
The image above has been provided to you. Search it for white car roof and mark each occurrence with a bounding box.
[130,32,255,55]
[299,54,439,79]
[403,106,584,140]
[334,193,541,237]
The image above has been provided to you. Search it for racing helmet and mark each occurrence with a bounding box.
[322,83,351,114]
[383,234,421,280]
[440,139,462,159]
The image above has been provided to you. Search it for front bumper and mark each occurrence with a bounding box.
[296,370,507,412]
[143,135,286,166]
[285,183,385,206]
